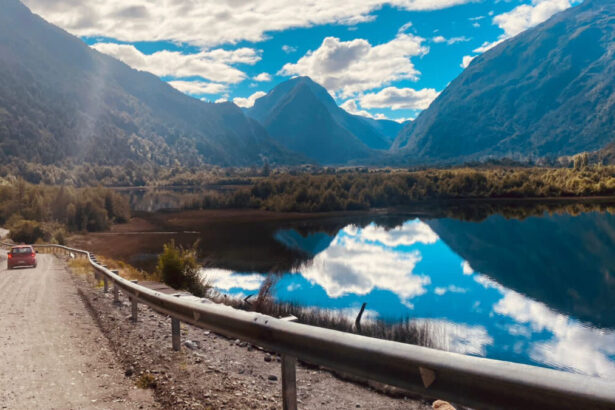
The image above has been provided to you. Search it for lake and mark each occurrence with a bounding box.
[199,207,615,380]
[78,197,615,379]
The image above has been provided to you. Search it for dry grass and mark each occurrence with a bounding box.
[207,284,439,349]
[97,255,156,281]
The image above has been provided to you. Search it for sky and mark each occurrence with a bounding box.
[23,0,579,122]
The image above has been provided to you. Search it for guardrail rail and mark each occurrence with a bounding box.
[2,242,615,409]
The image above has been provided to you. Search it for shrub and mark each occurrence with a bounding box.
[8,219,48,244]
[156,240,210,297]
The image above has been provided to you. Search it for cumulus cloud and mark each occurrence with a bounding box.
[494,290,615,378]
[460,55,476,68]
[357,220,439,247]
[91,43,259,83]
[494,0,573,38]
[279,34,428,97]
[360,87,440,110]
[253,72,272,82]
[461,261,474,275]
[23,0,473,47]
[201,268,265,291]
[298,233,430,302]
[340,100,387,120]
[422,320,493,356]
[168,80,227,95]
[233,91,267,108]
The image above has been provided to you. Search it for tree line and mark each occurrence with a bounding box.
[194,166,615,212]
[0,178,130,243]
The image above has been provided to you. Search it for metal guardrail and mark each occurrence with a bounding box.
[3,242,615,409]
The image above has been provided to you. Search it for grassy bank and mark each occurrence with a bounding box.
[208,276,438,349]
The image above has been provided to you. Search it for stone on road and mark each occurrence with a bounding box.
[0,253,155,409]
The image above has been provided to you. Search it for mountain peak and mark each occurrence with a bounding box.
[245,77,401,163]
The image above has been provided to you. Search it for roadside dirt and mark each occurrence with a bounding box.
[0,253,156,409]
[69,257,433,409]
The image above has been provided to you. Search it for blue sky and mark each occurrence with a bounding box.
[24,0,579,122]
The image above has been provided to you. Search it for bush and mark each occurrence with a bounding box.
[156,240,210,297]
[8,219,48,244]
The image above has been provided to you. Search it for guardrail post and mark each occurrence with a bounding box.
[103,277,108,293]
[171,318,181,351]
[281,355,297,410]
[131,297,138,322]
[111,270,120,304]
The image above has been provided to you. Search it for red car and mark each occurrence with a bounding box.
[7,245,37,269]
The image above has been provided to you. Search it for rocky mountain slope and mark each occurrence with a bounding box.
[247,77,402,164]
[394,0,615,164]
[0,0,299,166]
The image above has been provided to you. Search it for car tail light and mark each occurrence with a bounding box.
[7,254,12,259]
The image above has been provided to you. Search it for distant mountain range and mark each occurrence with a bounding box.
[1,0,613,168]
[0,0,299,167]
[394,0,615,164]
[246,77,403,164]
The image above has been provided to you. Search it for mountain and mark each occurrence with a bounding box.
[426,211,615,328]
[246,77,402,164]
[0,0,299,167]
[394,0,615,164]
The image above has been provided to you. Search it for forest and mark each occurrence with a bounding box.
[0,178,130,243]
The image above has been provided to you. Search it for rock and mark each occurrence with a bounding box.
[264,354,272,362]
[268,375,278,381]
[433,400,456,410]
[124,367,134,377]
[184,340,198,350]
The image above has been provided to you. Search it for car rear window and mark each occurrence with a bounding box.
[11,247,33,254]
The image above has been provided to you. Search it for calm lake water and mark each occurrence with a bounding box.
[200,210,615,379]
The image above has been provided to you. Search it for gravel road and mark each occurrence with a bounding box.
[0,253,156,409]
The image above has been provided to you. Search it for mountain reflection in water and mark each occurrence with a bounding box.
[202,210,615,379]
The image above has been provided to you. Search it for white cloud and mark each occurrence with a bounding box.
[340,100,387,120]
[398,21,413,33]
[494,290,615,379]
[433,35,470,45]
[473,39,505,54]
[282,45,298,54]
[91,43,259,84]
[461,261,474,275]
[298,233,430,302]
[434,285,467,296]
[423,320,493,356]
[24,0,474,48]
[201,268,265,291]
[493,0,573,38]
[233,91,267,108]
[461,55,476,68]
[357,220,439,247]
[168,80,227,95]
[253,72,272,82]
[215,97,228,103]
[279,34,428,97]
[360,87,440,110]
